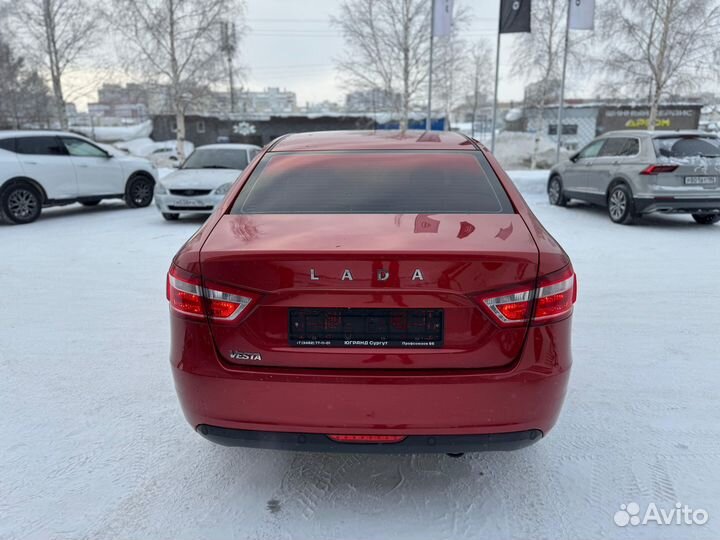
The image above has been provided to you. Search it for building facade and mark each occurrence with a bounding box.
[526,103,704,150]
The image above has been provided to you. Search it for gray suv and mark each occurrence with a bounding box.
[548,130,720,225]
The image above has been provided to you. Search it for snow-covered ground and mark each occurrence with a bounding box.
[1,171,719,540]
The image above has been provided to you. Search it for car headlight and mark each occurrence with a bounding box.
[215,182,233,195]
[154,183,167,195]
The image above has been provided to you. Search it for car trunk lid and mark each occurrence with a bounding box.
[199,213,539,370]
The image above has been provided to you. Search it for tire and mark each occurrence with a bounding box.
[607,184,636,225]
[81,200,101,207]
[692,214,720,225]
[548,176,568,206]
[125,174,154,208]
[1,183,42,224]
[162,212,180,221]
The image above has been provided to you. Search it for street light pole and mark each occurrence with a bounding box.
[426,0,436,131]
[555,0,572,163]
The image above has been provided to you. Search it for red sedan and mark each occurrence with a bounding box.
[167,130,576,455]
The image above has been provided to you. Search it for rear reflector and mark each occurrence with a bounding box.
[327,435,407,444]
[478,265,577,326]
[167,265,258,321]
[640,164,679,175]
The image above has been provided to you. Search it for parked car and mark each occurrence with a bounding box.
[166,130,577,455]
[548,130,720,225]
[0,131,157,224]
[154,144,261,221]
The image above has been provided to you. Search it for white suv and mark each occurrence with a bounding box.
[0,131,158,224]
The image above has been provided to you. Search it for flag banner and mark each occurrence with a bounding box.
[433,0,454,37]
[569,0,595,30]
[499,0,531,33]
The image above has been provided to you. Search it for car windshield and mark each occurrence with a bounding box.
[231,151,513,214]
[182,148,249,170]
[653,136,720,158]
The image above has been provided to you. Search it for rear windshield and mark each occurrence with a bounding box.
[230,151,513,214]
[183,148,249,170]
[653,136,720,158]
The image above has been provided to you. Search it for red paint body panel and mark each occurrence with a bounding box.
[171,315,571,435]
[168,131,575,448]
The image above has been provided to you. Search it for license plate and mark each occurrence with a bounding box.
[174,198,206,207]
[684,176,718,185]
[289,308,443,348]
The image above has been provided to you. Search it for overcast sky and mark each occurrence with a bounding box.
[242,0,538,106]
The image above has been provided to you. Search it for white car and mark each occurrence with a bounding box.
[0,131,157,224]
[154,144,261,221]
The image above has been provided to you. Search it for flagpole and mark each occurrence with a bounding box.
[490,23,501,151]
[555,0,571,164]
[426,0,435,131]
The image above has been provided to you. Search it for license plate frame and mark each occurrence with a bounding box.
[289,308,444,348]
[684,176,718,186]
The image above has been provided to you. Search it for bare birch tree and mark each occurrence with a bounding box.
[431,4,472,130]
[333,0,431,130]
[464,40,494,137]
[0,35,52,129]
[111,0,245,159]
[511,0,565,168]
[12,0,98,129]
[598,0,720,130]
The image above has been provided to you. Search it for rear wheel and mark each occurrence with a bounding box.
[607,184,635,225]
[1,183,42,224]
[692,214,720,225]
[81,200,101,207]
[125,175,154,208]
[548,176,567,207]
[162,212,180,221]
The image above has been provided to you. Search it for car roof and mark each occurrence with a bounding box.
[0,130,90,139]
[269,130,476,152]
[600,130,715,138]
[196,143,261,151]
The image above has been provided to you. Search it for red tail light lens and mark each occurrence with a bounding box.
[640,164,679,175]
[327,434,407,444]
[167,271,204,316]
[481,287,534,325]
[478,266,577,326]
[533,271,576,322]
[167,266,258,321]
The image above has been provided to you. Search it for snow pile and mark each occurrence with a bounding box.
[71,120,153,142]
[493,131,571,169]
[505,108,523,122]
[114,137,195,167]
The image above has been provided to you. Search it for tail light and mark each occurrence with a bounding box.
[167,265,259,321]
[640,164,678,175]
[478,265,577,327]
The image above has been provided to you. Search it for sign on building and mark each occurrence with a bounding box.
[596,105,701,134]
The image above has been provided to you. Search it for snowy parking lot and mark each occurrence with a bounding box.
[1,171,719,540]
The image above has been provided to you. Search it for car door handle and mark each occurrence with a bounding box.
[23,160,38,165]
[77,164,89,168]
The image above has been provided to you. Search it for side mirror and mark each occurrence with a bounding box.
[569,153,580,163]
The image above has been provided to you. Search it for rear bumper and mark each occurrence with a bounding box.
[170,316,572,451]
[634,196,720,214]
[197,425,543,453]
